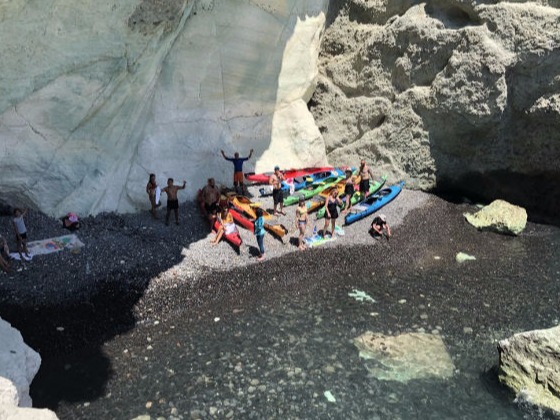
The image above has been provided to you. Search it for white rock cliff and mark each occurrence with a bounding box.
[0,0,329,216]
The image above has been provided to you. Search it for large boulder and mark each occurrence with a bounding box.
[0,318,58,419]
[311,0,560,221]
[353,331,455,382]
[0,0,329,216]
[464,199,527,235]
[498,325,560,415]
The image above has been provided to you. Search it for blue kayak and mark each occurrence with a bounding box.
[344,181,404,225]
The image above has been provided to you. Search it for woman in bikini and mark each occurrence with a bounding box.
[323,189,343,237]
[295,197,308,250]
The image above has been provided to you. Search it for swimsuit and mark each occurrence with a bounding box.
[272,188,283,205]
[345,182,354,196]
[167,199,179,210]
[359,178,370,194]
[326,199,339,219]
[296,206,307,225]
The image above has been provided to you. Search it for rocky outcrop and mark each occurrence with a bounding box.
[464,199,527,235]
[498,325,560,415]
[0,318,58,419]
[311,0,560,221]
[353,331,455,382]
[0,0,329,216]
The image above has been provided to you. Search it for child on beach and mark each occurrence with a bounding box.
[295,197,308,250]
[162,178,187,226]
[12,208,31,261]
[254,207,265,261]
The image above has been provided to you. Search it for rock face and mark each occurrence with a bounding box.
[0,0,329,216]
[311,0,560,221]
[498,325,560,415]
[464,199,527,235]
[0,318,58,419]
[353,331,455,382]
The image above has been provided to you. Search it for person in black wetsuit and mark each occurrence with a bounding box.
[323,189,343,237]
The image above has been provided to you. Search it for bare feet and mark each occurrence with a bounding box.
[257,255,265,261]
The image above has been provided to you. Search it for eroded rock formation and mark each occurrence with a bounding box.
[498,325,560,415]
[464,199,527,234]
[311,0,560,221]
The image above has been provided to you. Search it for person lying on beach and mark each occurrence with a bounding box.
[211,207,237,245]
[371,214,391,239]
[162,178,186,226]
[12,208,31,261]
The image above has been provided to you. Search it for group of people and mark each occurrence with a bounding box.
[147,150,391,261]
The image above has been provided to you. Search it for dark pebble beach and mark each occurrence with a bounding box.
[0,188,559,419]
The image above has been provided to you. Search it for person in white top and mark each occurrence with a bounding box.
[12,208,31,261]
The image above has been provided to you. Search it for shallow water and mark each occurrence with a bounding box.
[32,226,559,420]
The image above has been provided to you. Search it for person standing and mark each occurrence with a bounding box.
[221,149,253,194]
[201,178,221,227]
[146,173,160,219]
[254,207,266,261]
[342,169,356,213]
[0,236,11,272]
[269,166,286,216]
[323,190,343,237]
[12,208,31,261]
[358,159,375,197]
[295,197,308,250]
[162,178,187,226]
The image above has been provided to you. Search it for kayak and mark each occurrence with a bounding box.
[283,173,346,206]
[228,198,288,238]
[344,182,404,225]
[197,189,242,247]
[304,225,345,247]
[316,175,387,219]
[259,168,344,196]
[246,166,334,184]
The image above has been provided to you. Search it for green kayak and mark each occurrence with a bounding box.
[315,175,387,219]
[283,175,345,206]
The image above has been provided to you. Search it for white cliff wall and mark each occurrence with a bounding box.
[0,0,329,217]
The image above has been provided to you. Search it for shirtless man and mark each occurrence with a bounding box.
[201,178,221,227]
[162,178,186,226]
[358,159,375,197]
[269,166,285,216]
[221,149,253,194]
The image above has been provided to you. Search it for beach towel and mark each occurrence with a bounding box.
[10,234,84,260]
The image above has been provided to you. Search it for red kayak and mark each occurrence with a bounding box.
[197,189,242,247]
[229,208,255,233]
[245,166,333,184]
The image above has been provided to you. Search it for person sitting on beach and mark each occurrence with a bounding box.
[211,206,237,245]
[295,197,308,250]
[12,208,31,261]
[323,189,343,237]
[62,212,80,231]
[202,178,221,226]
[0,236,11,272]
[269,166,286,216]
[146,173,161,219]
[221,149,253,194]
[162,178,186,226]
[342,169,356,213]
[358,159,375,197]
[371,214,391,240]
